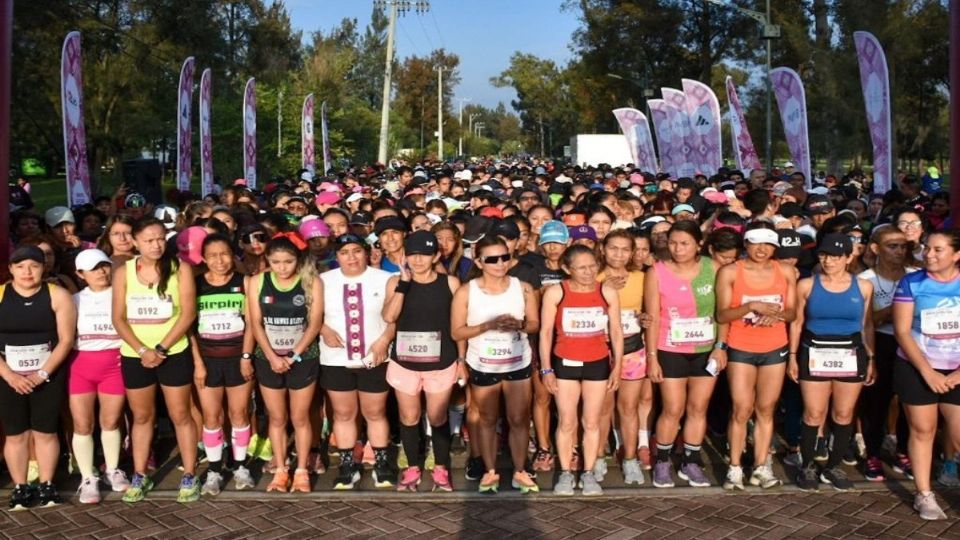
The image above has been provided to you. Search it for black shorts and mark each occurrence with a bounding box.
[656,350,713,379]
[0,366,67,435]
[202,356,247,388]
[256,356,319,391]
[121,350,194,389]
[468,365,532,387]
[553,355,610,381]
[320,363,388,393]
[894,359,960,406]
[797,332,866,383]
[624,333,644,355]
[728,346,789,367]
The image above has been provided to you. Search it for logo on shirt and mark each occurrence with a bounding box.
[696,284,713,296]
[292,294,306,307]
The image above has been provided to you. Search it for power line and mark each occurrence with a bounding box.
[429,10,446,50]
[416,14,435,50]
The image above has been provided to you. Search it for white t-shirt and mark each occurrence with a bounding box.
[858,267,918,335]
[74,287,122,351]
[319,267,392,367]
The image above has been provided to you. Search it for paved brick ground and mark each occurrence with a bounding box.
[0,488,957,539]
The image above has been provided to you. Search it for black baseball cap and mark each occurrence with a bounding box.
[373,215,407,235]
[350,211,372,226]
[404,230,439,256]
[333,233,367,251]
[804,194,834,215]
[779,201,803,219]
[462,216,493,244]
[776,229,803,259]
[492,219,521,241]
[817,232,853,256]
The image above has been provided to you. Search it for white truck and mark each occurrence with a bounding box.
[569,134,634,168]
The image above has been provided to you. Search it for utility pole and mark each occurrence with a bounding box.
[468,113,480,156]
[419,95,425,153]
[435,65,447,162]
[277,90,283,157]
[375,1,430,165]
[457,97,470,157]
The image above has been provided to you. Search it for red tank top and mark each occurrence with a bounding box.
[727,260,788,352]
[554,281,610,362]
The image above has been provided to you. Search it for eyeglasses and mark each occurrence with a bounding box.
[242,232,267,244]
[848,236,865,245]
[897,220,923,229]
[480,253,512,264]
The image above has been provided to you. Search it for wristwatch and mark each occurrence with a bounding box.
[36,369,49,382]
[241,352,253,360]
[714,341,729,351]
[286,351,303,363]
[155,343,168,355]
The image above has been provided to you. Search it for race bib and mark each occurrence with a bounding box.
[921,306,960,339]
[478,332,523,367]
[265,324,304,354]
[128,294,173,324]
[808,347,858,378]
[621,310,641,335]
[198,309,245,340]
[396,331,442,363]
[669,317,714,345]
[5,343,50,374]
[77,310,117,342]
[742,294,782,323]
[561,307,607,337]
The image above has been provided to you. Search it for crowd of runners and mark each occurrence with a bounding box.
[1,161,957,521]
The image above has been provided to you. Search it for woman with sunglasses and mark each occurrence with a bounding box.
[858,226,916,481]
[892,229,960,520]
[237,224,270,276]
[248,235,323,493]
[320,234,395,490]
[112,218,198,503]
[540,245,623,496]
[451,236,540,493]
[789,233,875,492]
[716,222,797,491]
[644,220,722,489]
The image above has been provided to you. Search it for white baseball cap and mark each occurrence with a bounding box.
[75,249,112,271]
[45,206,75,227]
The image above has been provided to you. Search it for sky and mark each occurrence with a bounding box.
[284,0,582,110]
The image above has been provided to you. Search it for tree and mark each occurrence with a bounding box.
[392,49,460,154]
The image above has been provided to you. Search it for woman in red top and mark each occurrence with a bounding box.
[540,245,623,496]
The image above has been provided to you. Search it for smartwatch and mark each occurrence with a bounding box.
[241,352,253,360]
[155,344,168,355]
[714,341,729,351]
[286,351,303,363]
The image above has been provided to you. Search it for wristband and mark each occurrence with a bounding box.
[137,346,148,357]
[539,368,555,376]
[395,280,412,294]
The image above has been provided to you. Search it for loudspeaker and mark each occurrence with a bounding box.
[122,159,162,205]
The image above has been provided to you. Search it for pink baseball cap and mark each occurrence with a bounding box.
[176,226,208,266]
[315,191,341,206]
[299,217,331,239]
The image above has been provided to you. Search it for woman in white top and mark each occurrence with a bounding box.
[451,236,540,493]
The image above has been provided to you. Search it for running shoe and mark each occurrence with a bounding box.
[723,465,745,491]
[122,474,154,503]
[464,456,484,481]
[8,484,34,511]
[553,471,576,496]
[432,465,453,492]
[247,434,273,462]
[819,466,854,491]
[783,452,802,468]
[478,471,499,493]
[36,481,62,508]
[333,462,360,490]
[104,468,131,492]
[915,491,948,521]
[938,460,960,487]
[622,458,644,485]
[679,462,711,487]
[77,477,101,504]
[814,437,828,462]
[511,470,539,494]
[579,471,602,496]
[864,457,885,482]
[373,456,397,488]
[177,474,201,503]
[750,464,782,489]
[398,466,422,492]
[233,465,255,490]
[652,461,675,488]
[201,471,223,496]
[290,468,311,493]
[796,465,819,492]
[27,460,39,484]
[637,446,652,470]
[266,468,290,493]
[532,448,554,472]
[893,453,914,479]
[592,457,608,483]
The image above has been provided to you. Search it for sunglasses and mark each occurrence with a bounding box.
[848,235,865,245]
[242,232,267,244]
[480,253,512,264]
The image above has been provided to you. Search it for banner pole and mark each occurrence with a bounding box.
[0,0,11,272]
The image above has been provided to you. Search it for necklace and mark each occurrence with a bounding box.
[136,259,157,289]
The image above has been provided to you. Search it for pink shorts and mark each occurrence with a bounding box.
[621,348,647,381]
[69,349,125,396]
[386,360,458,396]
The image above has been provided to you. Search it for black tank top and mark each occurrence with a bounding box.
[394,276,457,371]
[257,273,317,359]
[0,284,58,373]
[195,272,245,358]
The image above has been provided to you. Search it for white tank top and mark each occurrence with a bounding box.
[319,267,392,367]
[465,277,531,373]
[74,287,121,351]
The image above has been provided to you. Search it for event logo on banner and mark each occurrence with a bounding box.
[321,101,332,175]
[770,67,812,189]
[682,79,722,176]
[242,78,257,188]
[725,76,763,172]
[199,68,213,198]
[301,94,315,174]
[648,100,674,176]
[854,31,893,194]
[176,57,195,193]
[612,108,658,172]
[60,31,92,206]
[661,88,697,178]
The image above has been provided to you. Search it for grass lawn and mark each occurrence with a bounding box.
[24,174,179,213]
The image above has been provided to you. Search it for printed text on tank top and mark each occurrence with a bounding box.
[197,273,245,341]
[76,288,119,348]
[261,273,306,355]
[128,260,173,324]
[0,284,57,374]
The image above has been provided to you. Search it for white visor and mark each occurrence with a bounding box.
[744,228,780,246]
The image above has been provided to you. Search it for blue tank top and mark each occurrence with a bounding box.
[805,273,864,335]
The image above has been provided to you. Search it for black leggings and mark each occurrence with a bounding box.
[859,332,908,457]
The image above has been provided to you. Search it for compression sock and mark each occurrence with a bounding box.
[800,423,819,467]
[101,429,122,472]
[827,421,854,469]
[231,425,252,463]
[431,422,452,468]
[203,427,225,473]
[400,423,421,467]
[72,433,96,479]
